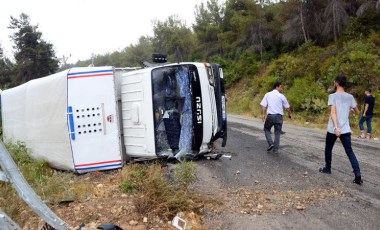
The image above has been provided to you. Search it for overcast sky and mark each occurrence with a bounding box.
[0,0,206,64]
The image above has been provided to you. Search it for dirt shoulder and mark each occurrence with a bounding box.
[191,114,380,230]
[21,114,380,230]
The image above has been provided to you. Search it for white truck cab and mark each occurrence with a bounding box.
[121,61,227,161]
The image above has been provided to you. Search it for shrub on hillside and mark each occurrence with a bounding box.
[286,77,328,114]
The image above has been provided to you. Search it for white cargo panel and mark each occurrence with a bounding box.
[1,71,73,170]
[67,67,123,172]
[121,70,155,158]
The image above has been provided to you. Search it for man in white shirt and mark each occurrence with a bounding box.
[260,82,291,153]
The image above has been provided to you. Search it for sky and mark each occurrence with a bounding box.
[0,0,205,64]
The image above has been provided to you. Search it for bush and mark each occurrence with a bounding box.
[173,161,196,190]
[120,161,200,219]
[0,142,85,227]
[119,164,147,193]
[286,77,328,114]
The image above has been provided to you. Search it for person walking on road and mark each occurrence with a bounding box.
[260,81,291,153]
[358,89,375,139]
[319,76,363,185]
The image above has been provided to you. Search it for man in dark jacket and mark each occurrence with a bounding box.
[358,89,375,139]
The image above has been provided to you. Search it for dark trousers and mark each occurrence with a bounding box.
[359,115,373,134]
[264,114,283,150]
[324,132,361,177]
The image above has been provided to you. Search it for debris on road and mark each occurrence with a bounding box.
[172,215,187,230]
[221,154,232,159]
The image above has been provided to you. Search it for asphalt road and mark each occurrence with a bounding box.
[193,114,380,230]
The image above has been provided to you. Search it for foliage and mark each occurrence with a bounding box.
[344,7,380,40]
[286,77,328,114]
[210,55,240,87]
[368,32,380,48]
[0,55,14,89]
[119,161,199,219]
[193,0,225,59]
[173,161,197,190]
[152,15,196,62]
[119,164,147,193]
[5,142,53,181]
[0,142,89,227]
[8,13,58,86]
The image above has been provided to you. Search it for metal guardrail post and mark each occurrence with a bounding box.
[0,141,71,230]
[0,209,22,230]
[0,170,9,182]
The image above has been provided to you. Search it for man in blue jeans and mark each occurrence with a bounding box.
[260,81,291,154]
[358,89,375,139]
[319,76,363,185]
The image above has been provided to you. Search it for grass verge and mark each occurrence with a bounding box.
[1,142,210,228]
[119,161,204,220]
[0,142,92,227]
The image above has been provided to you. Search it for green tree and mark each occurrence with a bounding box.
[123,36,154,66]
[0,45,14,89]
[8,13,58,85]
[323,0,349,43]
[152,15,196,62]
[220,0,260,57]
[345,5,380,39]
[193,0,225,59]
[282,0,310,44]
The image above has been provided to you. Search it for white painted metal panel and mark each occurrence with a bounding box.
[67,67,122,173]
[1,70,73,171]
[121,70,156,158]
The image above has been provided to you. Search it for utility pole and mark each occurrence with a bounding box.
[90,53,95,67]
[60,54,71,69]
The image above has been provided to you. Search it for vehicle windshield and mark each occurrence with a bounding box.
[151,65,194,157]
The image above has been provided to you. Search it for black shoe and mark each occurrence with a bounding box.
[267,144,274,152]
[281,131,286,135]
[319,167,331,174]
[353,176,363,185]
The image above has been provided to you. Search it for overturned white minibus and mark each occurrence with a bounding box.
[1,62,227,173]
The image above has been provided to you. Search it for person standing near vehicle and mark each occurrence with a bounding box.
[319,76,363,185]
[358,89,375,139]
[260,81,291,153]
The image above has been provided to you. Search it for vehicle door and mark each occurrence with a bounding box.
[67,67,123,172]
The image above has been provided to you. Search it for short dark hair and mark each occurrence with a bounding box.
[273,81,282,89]
[334,75,346,88]
[365,89,371,93]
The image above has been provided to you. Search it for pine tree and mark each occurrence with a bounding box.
[8,13,58,85]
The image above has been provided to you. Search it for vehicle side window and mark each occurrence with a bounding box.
[207,67,215,86]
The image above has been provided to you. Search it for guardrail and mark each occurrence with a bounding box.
[0,209,22,230]
[0,141,71,230]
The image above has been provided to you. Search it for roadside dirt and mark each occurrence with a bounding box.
[45,165,345,230]
[23,114,380,230]
[48,169,204,230]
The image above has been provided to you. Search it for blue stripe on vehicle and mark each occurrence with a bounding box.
[67,69,113,76]
[75,163,122,171]
[67,106,75,140]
